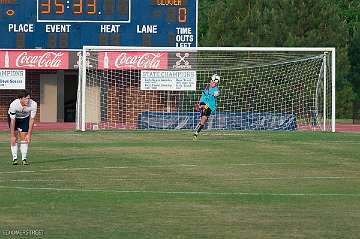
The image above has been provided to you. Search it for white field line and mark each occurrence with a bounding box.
[0,164,198,175]
[0,185,359,197]
[0,164,358,182]
[0,162,342,175]
[0,170,37,174]
[225,176,358,180]
[229,163,316,166]
[104,176,358,181]
[1,176,355,182]
[0,179,65,182]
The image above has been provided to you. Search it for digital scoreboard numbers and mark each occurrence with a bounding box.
[0,0,197,48]
[37,0,130,22]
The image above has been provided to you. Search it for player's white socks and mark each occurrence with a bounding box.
[20,143,28,161]
[10,144,18,160]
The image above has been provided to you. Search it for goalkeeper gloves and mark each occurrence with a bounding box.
[194,103,200,112]
[195,103,209,111]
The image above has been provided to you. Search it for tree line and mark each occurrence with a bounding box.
[198,0,360,118]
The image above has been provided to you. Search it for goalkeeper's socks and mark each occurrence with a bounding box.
[20,143,28,161]
[10,144,18,160]
[194,123,200,132]
[196,124,204,133]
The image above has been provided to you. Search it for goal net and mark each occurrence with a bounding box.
[76,47,335,132]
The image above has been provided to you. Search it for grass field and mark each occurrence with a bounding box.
[0,130,360,239]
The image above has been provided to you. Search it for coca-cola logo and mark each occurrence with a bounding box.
[114,52,164,69]
[98,51,168,70]
[16,52,65,68]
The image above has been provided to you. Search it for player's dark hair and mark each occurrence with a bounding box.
[18,89,31,99]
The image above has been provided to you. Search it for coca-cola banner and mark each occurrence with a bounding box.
[0,50,69,69]
[98,52,168,70]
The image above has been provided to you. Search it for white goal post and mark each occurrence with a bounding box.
[76,46,335,132]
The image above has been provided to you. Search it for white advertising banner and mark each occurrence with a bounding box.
[141,70,197,91]
[0,69,26,89]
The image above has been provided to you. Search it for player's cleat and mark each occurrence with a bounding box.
[193,133,198,141]
[22,160,29,165]
[12,159,18,165]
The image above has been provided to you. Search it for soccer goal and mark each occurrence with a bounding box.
[76,46,335,132]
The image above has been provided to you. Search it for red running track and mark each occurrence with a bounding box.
[0,122,76,131]
[335,123,360,132]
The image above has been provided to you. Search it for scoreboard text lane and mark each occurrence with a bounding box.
[0,0,197,48]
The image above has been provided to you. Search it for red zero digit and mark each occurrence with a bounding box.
[6,9,15,16]
[178,8,187,23]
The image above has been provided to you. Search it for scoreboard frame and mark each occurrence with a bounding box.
[0,0,198,49]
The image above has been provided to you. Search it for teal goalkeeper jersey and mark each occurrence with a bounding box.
[199,85,220,112]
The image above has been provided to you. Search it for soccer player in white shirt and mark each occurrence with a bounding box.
[8,90,37,165]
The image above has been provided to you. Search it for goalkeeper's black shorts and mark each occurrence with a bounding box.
[200,103,212,117]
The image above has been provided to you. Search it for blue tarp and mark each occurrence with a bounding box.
[138,112,297,130]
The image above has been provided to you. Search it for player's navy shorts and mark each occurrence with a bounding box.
[200,102,212,117]
[8,114,30,132]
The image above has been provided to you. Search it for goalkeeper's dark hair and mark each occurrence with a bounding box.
[18,89,31,99]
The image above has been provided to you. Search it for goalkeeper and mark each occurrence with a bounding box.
[193,74,220,140]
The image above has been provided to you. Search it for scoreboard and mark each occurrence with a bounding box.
[0,0,197,49]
